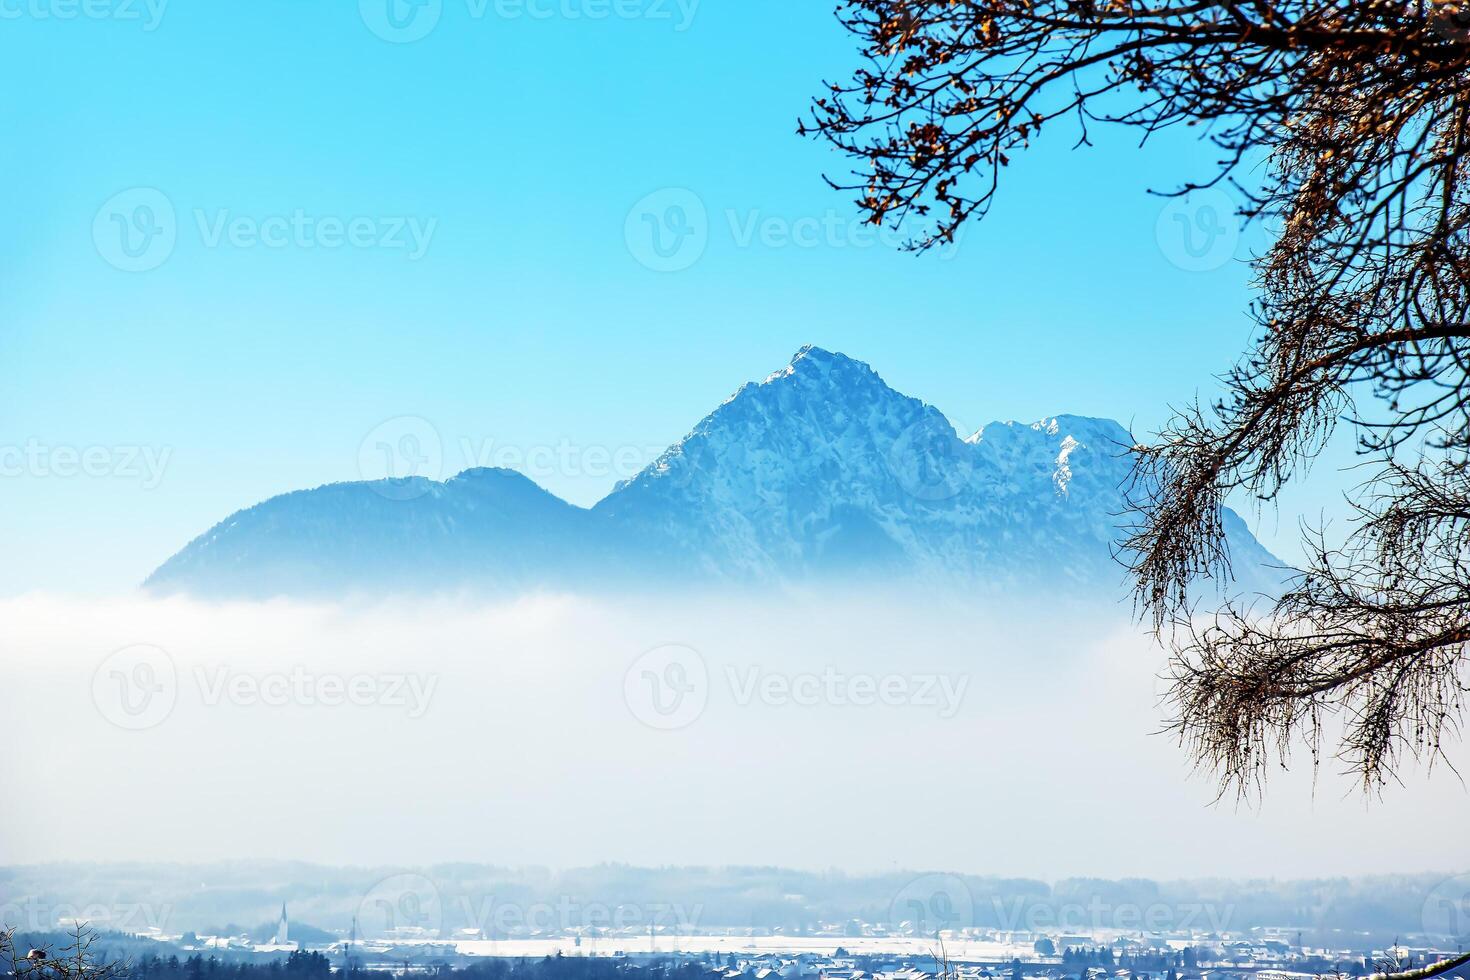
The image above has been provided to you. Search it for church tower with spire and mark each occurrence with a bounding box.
[272,903,289,946]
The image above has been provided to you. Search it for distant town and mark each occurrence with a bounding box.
[6,865,1467,980]
[20,902,1466,980]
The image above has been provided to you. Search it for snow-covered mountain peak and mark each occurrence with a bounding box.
[146,349,1283,599]
[761,344,886,389]
[967,414,1131,447]
[611,346,946,499]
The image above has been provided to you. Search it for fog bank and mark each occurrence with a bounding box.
[2,591,1464,876]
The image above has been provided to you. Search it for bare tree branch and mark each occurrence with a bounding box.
[806,0,1470,795]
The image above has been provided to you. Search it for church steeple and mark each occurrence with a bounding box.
[273,903,289,946]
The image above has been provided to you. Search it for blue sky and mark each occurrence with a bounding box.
[0,0,1351,593]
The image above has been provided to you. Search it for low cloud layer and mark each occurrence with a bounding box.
[1,591,1464,877]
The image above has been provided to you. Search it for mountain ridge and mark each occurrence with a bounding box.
[145,346,1284,600]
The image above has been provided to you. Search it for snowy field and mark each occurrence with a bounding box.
[433,936,1035,960]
